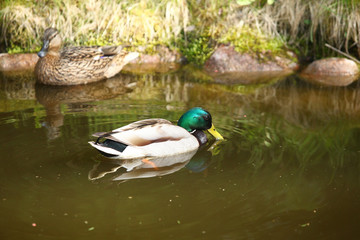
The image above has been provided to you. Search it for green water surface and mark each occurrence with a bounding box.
[0,69,360,239]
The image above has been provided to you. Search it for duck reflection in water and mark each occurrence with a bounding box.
[88,140,221,182]
[35,76,136,140]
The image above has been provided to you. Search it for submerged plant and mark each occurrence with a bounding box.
[236,110,359,171]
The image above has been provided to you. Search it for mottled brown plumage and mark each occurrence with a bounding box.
[35,28,139,85]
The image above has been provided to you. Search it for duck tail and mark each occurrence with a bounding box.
[123,52,139,63]
[89,141,124,158]
[104,52,139,78]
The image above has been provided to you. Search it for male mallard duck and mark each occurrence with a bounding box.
[35,28,139,85]
[89,107,224,159]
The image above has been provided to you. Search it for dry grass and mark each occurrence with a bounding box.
[242,0,360,55]
[1,0,359,58]
[194,0,360,56]
[1,0,190,52]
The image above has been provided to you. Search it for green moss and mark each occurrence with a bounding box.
[177,32,214,66]
[6,45,25,54]
[219,27,284,55]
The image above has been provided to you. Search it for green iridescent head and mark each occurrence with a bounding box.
[177,107,224,140]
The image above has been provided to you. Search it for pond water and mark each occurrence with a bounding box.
[1,68,360,239]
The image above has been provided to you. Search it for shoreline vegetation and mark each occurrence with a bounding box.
[1,0,360,66]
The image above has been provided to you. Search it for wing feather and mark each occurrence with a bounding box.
[94,119,191,147]
[61,46,103,61]
[60,46,124,61]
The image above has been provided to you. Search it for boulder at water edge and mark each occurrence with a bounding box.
[0,53,39,71]
[301,58,359,86]
[204,45,298,84]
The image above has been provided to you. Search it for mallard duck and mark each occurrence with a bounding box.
[89,107,224,159]
[35,28,139,85]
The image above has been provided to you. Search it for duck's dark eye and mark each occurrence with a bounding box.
[203,115,210,121]
[49,33,57,41]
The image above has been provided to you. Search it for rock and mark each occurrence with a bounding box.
[124,45,182,73]
[0,45,182,73]
[134,45,182,64]
[204,45,298,73]
[203,45,298,84]
[302,58,359,76]
[0,53,39,71]
[300,58,359,86]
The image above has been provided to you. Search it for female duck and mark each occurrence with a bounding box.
[35,28,139,85]
[89,107,224,159]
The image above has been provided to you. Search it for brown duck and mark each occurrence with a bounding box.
[35,28,139,85]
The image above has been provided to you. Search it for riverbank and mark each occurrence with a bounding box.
[1,0,359,87]
[1,0,360,63]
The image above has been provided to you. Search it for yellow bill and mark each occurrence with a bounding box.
[207,124,224,140]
